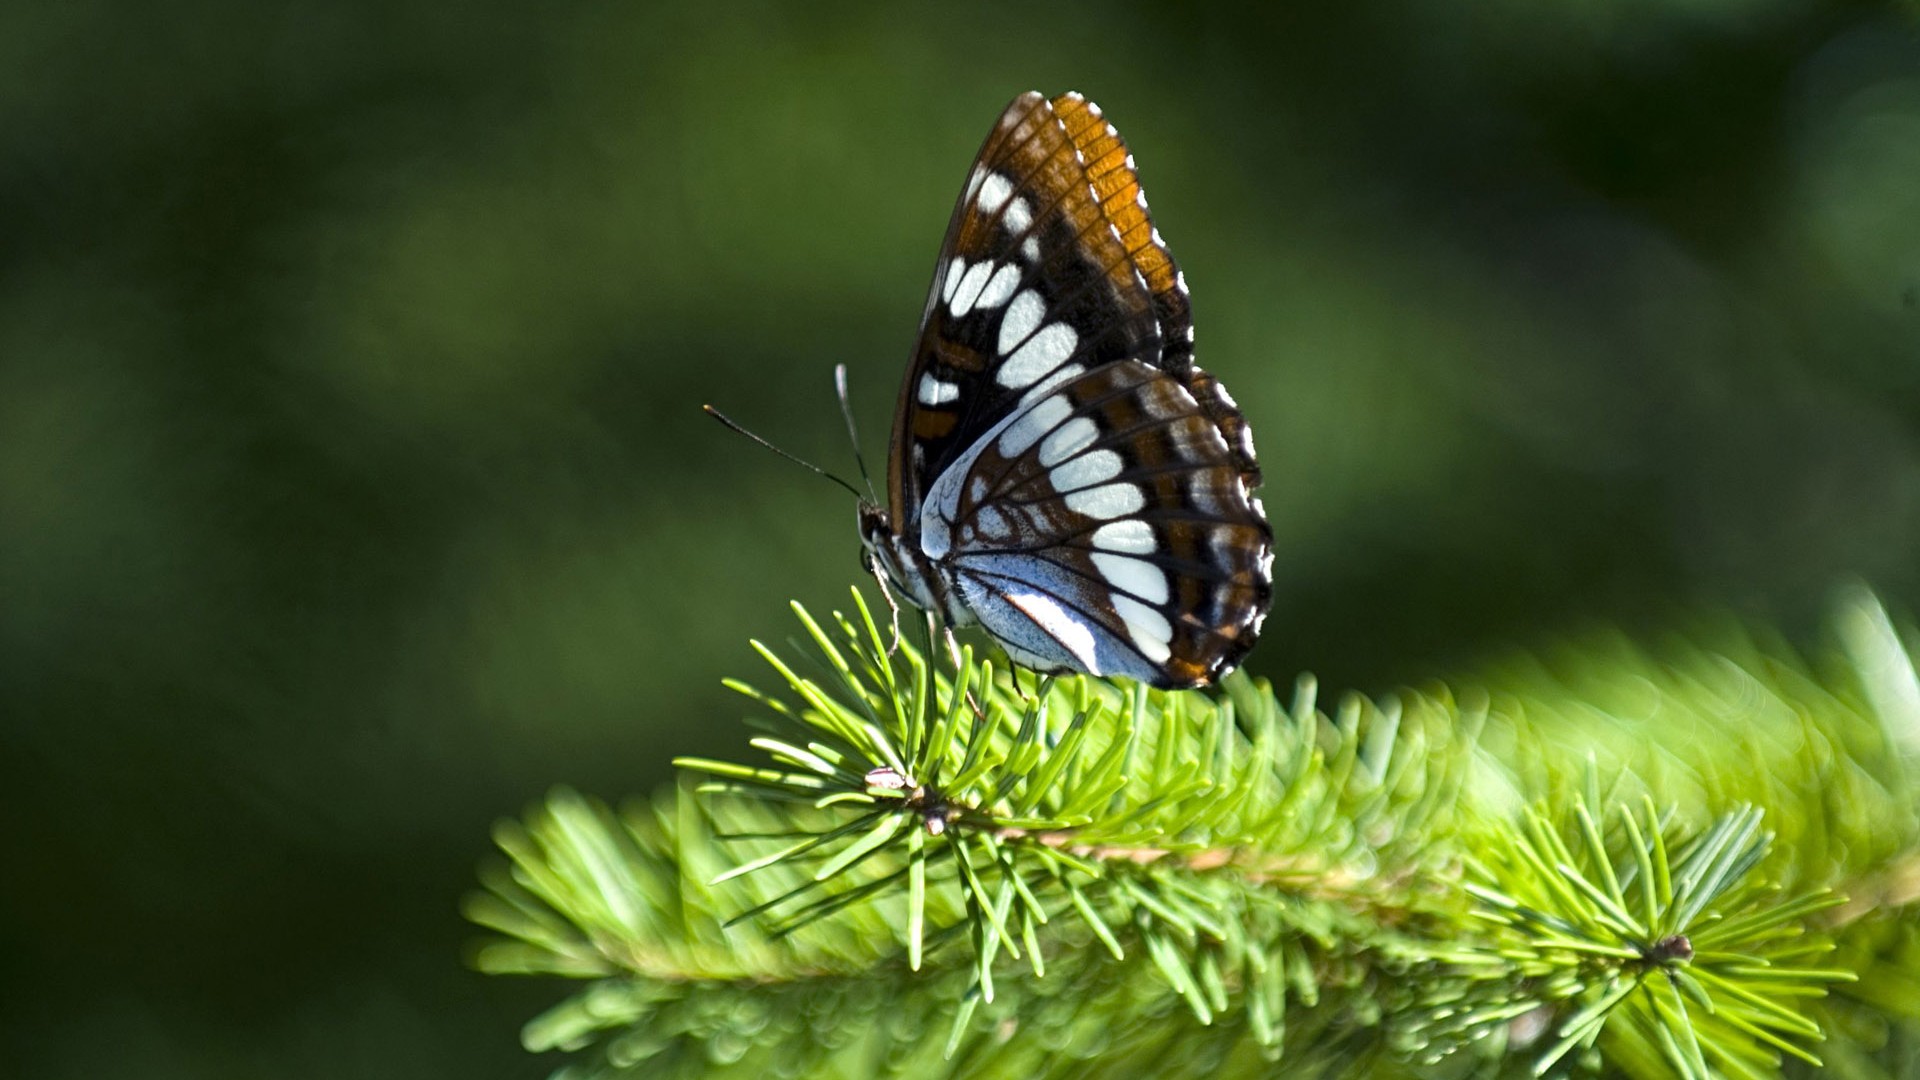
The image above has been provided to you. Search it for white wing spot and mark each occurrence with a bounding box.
[1066,482,1144,520]
[1021,237,1041,262]
[917,373,959,406]
[1092,520,1156,554]
[973,504,1009,541]
[1050,449,1121,492]
[1175,270,1189,295]
[1123,153,1135,170]
[1112,595,1172,663]
[974,263,1021,311]
[978,172,1013,214]
[1135,190,1149,209]
[1038,417,1098,466]
[941,257,966,304]
[998,393,1071,458]
[1007,591,1101,673]
[997,322,1078,388]
[998,289,1044,356]
[1092,553,1169,604]
[965,167,985,203]
[1003,197,1032,237]
[949,261,995,317]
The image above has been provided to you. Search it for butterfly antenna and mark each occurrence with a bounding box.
[834,364,879,501]
[703,404,866,501]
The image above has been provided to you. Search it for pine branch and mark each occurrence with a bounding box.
[464,588,1920,1078]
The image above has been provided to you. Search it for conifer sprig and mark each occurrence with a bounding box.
[673,594,1480,1032]
[466,589,1914,1079]
[1460,798,1851,1077]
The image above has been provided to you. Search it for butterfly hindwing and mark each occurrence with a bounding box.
[916,360,1270,685]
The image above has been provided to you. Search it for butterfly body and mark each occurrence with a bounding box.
[863,91,1273,689]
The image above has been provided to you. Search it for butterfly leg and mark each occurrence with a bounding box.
[932,615,992,725]
[863,550,905,657]
[922,610,967,676]
[879,576,904,657]
[943,624,964,673]
[1006,668,1053,710]
[920,609,987,724]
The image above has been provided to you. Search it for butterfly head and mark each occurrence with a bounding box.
[856,501,890,570]
[857,500,907,588]
[858,501,945,617]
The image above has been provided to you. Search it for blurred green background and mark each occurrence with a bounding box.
[5,1,1920,1076]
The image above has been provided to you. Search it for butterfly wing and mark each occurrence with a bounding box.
[889,91,1271,688]
[916,358,1271,686]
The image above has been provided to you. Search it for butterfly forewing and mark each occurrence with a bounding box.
[880,91,1273,688]
[891,92,1184,519]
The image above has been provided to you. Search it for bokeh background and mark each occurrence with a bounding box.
[5,2,1920,1076]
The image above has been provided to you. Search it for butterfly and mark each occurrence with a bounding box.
[857,91,1274,690]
